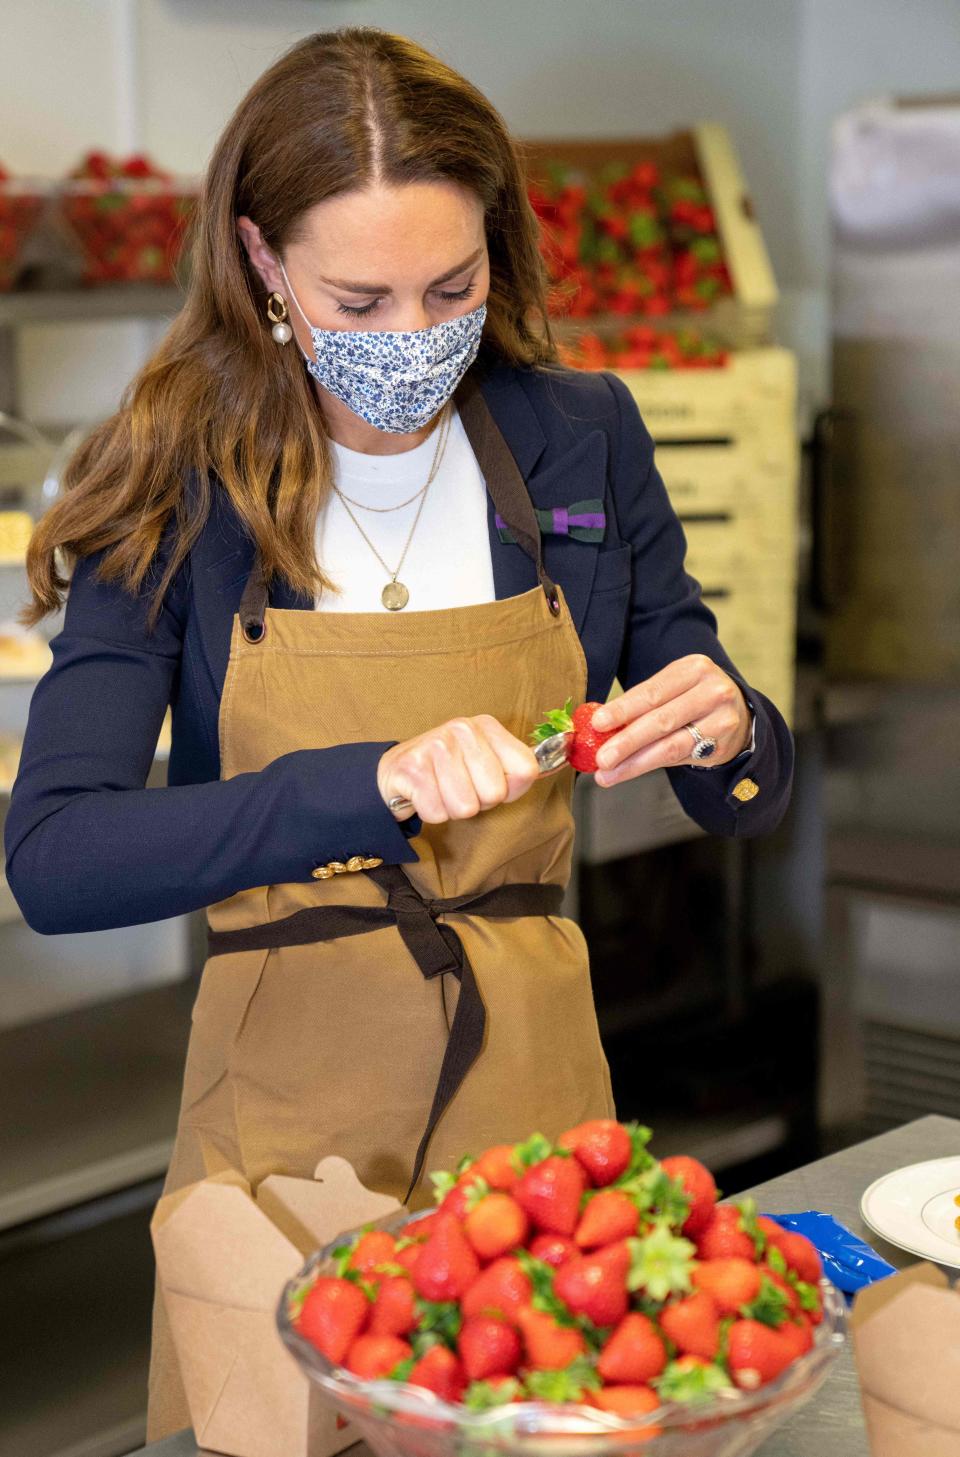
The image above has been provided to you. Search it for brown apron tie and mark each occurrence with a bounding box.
[206,863,563,1200]
[239,367,562,641]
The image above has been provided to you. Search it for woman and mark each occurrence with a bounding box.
[5,26,792,1438]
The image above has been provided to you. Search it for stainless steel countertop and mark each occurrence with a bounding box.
[141,1113,960,1457]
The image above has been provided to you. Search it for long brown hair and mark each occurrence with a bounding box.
[23,26,561,629]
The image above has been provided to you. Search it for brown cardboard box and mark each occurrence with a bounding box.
[850,1262,960,1455]
[151,1155,401,1457]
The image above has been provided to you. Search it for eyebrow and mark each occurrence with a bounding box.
[316,247,484,295]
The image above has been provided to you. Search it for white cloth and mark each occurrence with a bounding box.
[314,404,495,613]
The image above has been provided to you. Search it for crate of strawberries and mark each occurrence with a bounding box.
[57,150,198,286]
[523,124,778,349]
[0,165,52,292]
[278,1120,845,1456]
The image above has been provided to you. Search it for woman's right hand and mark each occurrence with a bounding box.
[376,715,540,824]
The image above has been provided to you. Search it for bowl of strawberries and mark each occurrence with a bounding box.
[277,1121,846,1456]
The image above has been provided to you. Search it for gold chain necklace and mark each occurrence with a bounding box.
[331,401,452,610]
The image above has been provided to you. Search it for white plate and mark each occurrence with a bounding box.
[860,1155,960,1268]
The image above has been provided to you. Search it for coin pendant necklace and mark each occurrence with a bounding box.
[331,400,452,611]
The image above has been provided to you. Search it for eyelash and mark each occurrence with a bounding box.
[335,283,476,319]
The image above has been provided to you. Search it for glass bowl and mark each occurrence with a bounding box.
[277,1207,848,1457]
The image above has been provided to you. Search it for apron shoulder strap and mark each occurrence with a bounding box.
[453,369,560,616]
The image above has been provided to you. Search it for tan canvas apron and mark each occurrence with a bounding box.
[145,371,616,1440]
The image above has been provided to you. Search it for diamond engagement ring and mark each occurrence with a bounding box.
[686,723,718,761]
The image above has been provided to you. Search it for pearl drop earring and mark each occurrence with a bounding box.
[267,291,292,345]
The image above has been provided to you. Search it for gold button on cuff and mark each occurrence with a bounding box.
[732,777,760,803]
[313,855,384,879]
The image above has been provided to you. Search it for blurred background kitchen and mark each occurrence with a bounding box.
[0,2,958,1453]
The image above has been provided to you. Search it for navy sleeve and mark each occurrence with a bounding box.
[601,370,794,838]
[3,545,420,935]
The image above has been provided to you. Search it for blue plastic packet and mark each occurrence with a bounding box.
[763,1210,897,1297]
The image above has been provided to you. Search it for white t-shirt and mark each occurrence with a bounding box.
[315,404,496,613]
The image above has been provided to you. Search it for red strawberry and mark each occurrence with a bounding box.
[557,1119,633,1186]
[297,1277,369,1363]
[464,1193,529,1261]
[515,1305,587,1369]
[727,1320,793,1390]
[472,1144,520,1191]
[461,1256,532,1322]
[395,1242,424,1276]
[406,1344,466,1402]
[765,1268,801,1319]
[658,1290,721,1360]
[369,1275,418,1337]
[514,1154,586,1236]
[775,1231,822,1286]
[691,1257,762,1314]
[554,1242,631,1327]
[597,1312,667,1384]
[589,1384,661,1435]
[529,1232,579,1268]
[412,1218,481,1302]
[458,1316,522,1380]
[660,1156,717,1238]
[439,1171,481,1220]
[409,1212,443,1241]
[756,1215,787,1250]
[344,1333,413,1379]
[348,1230,397,1277]
[695,1205,756,1262]
[778,1319,814,1361]
[574,1189,639,1248]
[531,700,616,774]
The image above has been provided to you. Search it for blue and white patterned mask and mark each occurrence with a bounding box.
[278,260,487,434]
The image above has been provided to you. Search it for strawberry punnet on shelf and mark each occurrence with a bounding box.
[286,1120,829,1427]
[57,149,198,285]
[0,163,49,292]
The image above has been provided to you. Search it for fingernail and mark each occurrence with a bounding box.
[592,711,610,730]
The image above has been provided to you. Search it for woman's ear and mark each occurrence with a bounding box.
[236,215,284,294]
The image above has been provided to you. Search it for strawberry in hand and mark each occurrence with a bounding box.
[531,699,615,773]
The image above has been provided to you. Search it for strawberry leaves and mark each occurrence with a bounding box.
[530,700,575,744]
[627,1225,696,1302]
[524,1357,601,1404]
[654,1358,734,1405]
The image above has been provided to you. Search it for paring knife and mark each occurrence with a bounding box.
[387,730,573,821]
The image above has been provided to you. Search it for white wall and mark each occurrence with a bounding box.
[2,0,959,428]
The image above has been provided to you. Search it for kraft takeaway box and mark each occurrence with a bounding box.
[850,1261,960,1456]
[150,1152,402,1457]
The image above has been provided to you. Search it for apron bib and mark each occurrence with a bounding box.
[145,370,616,1440]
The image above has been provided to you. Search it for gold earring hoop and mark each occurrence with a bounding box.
[267,291,292,344]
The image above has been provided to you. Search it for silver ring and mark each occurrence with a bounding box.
[685,723,718,761]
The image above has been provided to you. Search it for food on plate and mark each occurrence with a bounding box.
[287,1119,826,1421]
[531,699,615,774]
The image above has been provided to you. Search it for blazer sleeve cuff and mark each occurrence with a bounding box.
[274,741,421,873]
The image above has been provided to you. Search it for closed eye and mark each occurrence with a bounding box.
[336,282,477,319]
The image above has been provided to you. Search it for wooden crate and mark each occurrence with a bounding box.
[611,348,796,442]
[522,123,778,347]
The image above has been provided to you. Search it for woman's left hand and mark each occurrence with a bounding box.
[589,654,752,787]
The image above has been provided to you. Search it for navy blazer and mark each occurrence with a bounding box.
[4,353,793,935]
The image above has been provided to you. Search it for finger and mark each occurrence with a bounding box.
[449,719,509,810]
[432,734,482,820]
[475,716,540,802]
[595,705,737,787]
[595,678,731,771]
[590,654,714,733]
[397,757,448,824]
